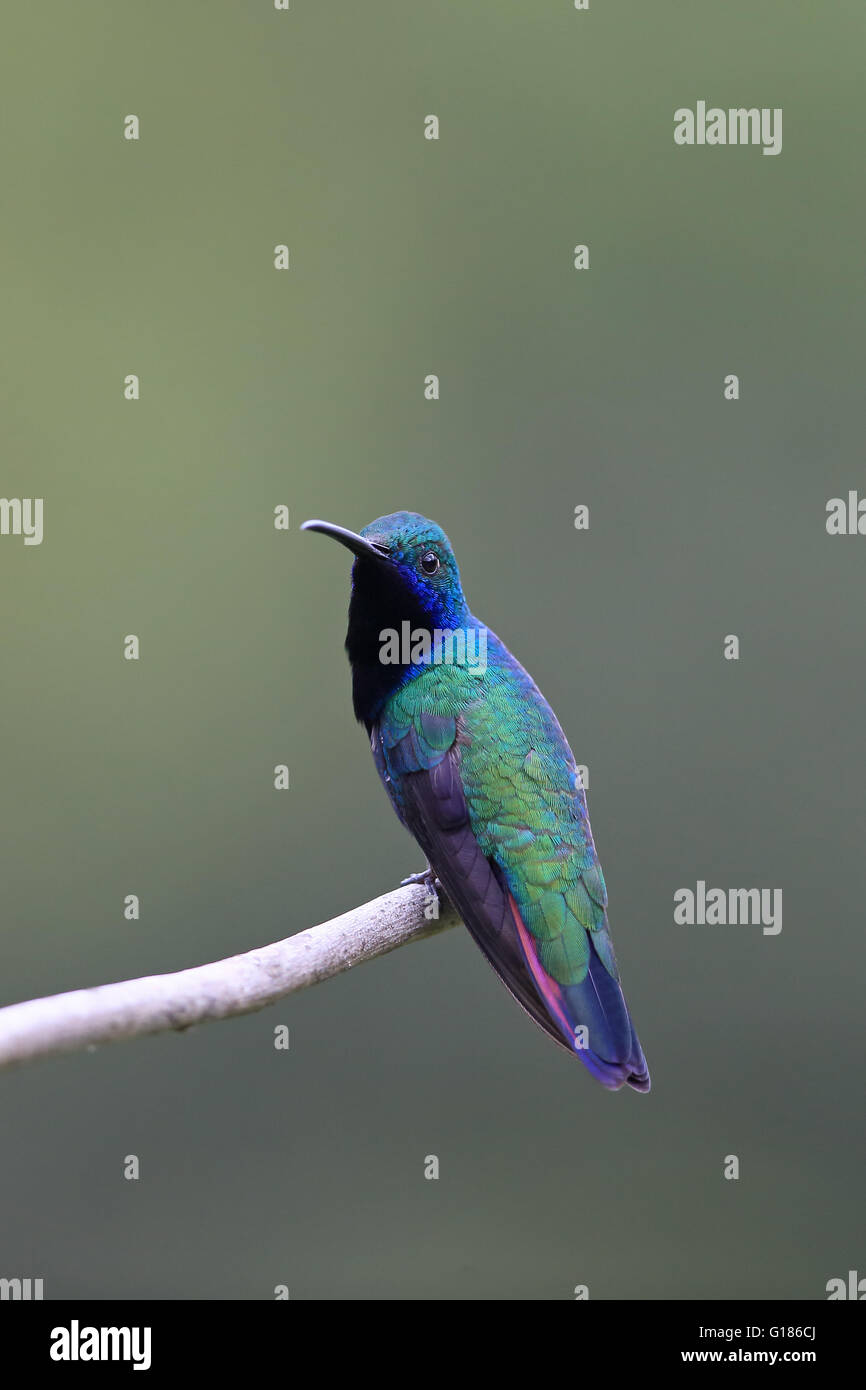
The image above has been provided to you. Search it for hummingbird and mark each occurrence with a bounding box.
[302,512,650,1092]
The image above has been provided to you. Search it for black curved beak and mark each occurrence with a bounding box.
[301,519,391,563]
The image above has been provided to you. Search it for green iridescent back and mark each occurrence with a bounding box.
[378,629,618,988]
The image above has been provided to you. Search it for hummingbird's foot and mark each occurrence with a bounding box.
[400,865,440,891]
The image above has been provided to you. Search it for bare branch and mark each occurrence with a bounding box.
[0,885,459,1071]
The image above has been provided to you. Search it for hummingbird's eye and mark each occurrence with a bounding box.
[419,550,440,576]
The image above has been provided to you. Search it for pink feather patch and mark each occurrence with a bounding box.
[508,893,576,1049]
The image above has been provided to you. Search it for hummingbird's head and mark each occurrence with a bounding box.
[302,511,474,722]
[302,511,469,626]
[359,511,469,624]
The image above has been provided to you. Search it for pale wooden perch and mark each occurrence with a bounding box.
[0,884,459,1071]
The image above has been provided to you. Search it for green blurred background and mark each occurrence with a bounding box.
[1,1,863,1299]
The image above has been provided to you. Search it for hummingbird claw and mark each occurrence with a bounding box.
[400,866,440,891]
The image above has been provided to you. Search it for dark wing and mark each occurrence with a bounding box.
[376,722,649,1092]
